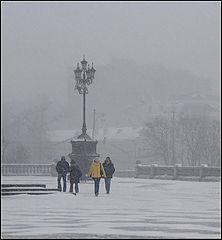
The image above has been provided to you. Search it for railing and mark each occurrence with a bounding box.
[135,164,221,180]
[115,170,135,178]
[1,164,55,176]
[2,163,221,180]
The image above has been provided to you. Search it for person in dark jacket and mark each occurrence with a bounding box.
[103,157,115,194]
[56,156,70,192]
[69,160,82,194]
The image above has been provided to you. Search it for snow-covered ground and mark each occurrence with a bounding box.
[1,176,221,239]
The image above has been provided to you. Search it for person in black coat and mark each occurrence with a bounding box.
[103,157,115,194]
[69,160,82,194]
[56,156,70,192]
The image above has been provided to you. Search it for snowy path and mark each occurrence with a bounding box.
[1,176,221,239]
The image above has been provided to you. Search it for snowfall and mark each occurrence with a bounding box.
[1,176,221,239]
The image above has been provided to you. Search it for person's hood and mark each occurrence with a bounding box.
[93,160,100,164]
[104,160,112,164]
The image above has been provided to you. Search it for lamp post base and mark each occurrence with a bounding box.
[69,139,99,180]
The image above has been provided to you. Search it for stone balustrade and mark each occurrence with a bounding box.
[1,164,54,176]
[1,163,220,180]
[135,163,221,180]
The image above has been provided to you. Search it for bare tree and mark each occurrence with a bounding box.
[140,113,220,167]
[177,114,220,166]
[2,96,54,164]
[140,116,172,165]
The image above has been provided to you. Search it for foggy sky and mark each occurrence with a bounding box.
[2,1,221,122]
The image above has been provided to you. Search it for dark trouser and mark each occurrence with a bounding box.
[93,178,101,196]
[58,173,67,192]
[69,182,79,193]
[105,177,112,193]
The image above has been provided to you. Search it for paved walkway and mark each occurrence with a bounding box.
[1,176,221,239]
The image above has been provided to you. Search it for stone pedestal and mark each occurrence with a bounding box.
[69,139,99,180]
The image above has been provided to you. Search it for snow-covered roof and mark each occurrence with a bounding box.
[48,127,143,142]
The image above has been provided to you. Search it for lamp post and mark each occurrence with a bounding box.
[70,55,99,179]
[74,55,96,140]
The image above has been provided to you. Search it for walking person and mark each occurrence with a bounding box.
[56,156,70,192]
[69,160,82,195]
[103,157,115,194]
[88,157,106,197]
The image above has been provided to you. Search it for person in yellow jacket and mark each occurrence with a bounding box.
[88,157,106,196]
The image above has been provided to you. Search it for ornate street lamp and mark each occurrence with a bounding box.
[74,55,96,140]
[70,55,99,179]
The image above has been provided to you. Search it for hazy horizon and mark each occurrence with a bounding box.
[2,1,221,129]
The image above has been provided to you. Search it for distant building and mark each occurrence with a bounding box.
[47,127,143,170]
[47,92,220,168]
